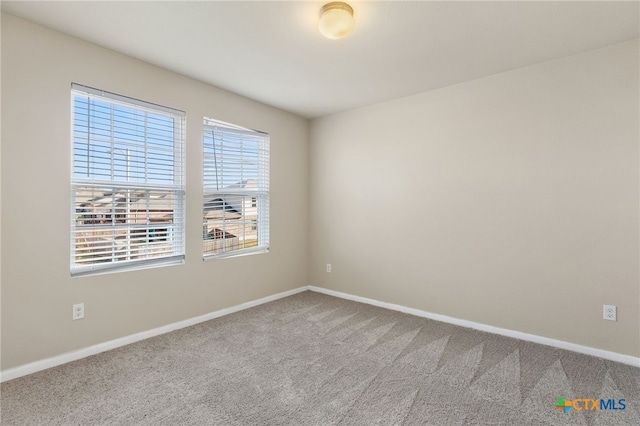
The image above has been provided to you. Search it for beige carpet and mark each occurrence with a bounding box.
[1,291,639,425]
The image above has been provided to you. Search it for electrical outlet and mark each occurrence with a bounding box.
[603,304,616,321]
[73,303,85,320]
[326,263,332,273]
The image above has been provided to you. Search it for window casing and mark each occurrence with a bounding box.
[203,118,269,258]
[71,84,185,276]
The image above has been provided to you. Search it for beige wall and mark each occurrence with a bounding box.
[310,40,640,357]
[1,13,309,370]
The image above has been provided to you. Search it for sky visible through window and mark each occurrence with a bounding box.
[73,96,176,185]
[203,128,261,191]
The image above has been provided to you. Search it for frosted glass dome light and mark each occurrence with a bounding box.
[319,2,354,40]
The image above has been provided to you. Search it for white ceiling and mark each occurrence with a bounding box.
[2,1,638,119]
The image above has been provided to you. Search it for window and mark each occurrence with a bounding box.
[71,84,185,276]
[203,118,269,258]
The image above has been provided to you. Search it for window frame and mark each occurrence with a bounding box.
[202,117,270,260]
[70,84,186,276]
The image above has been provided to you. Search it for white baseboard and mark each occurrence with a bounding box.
[3,284,637,382]
[0,286,309,383]
[308,286,640,368]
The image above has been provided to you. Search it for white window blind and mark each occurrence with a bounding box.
[71,84,185,276]
[203,118,269,258]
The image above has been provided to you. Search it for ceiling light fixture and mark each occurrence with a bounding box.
[319,2,354,40]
